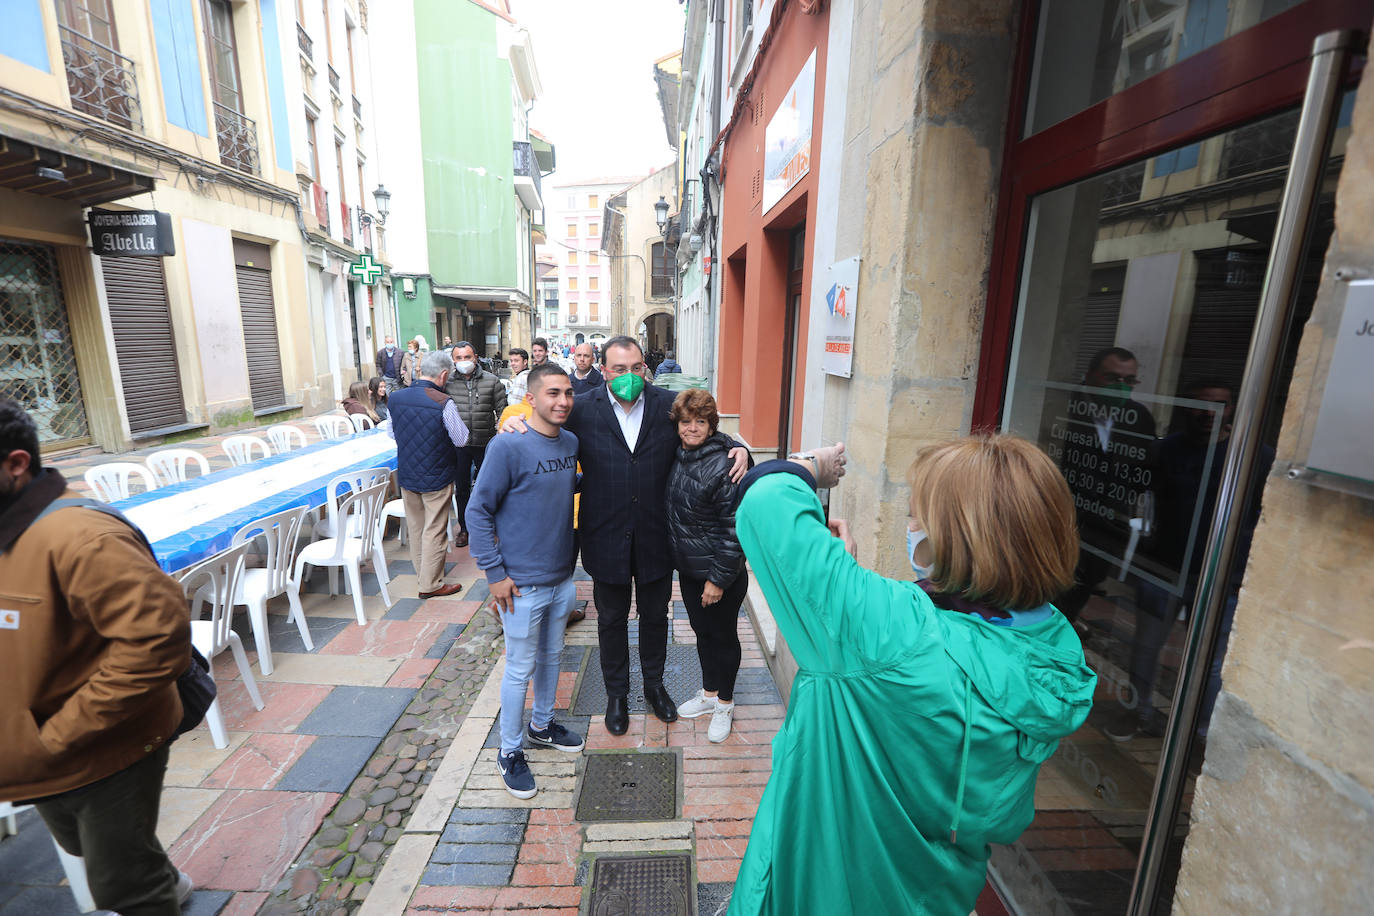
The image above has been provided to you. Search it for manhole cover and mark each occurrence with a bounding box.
[572,645,704,716]
[576,752,677,822]
[588,854,695,916]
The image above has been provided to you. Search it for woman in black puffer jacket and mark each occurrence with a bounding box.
[666,389,747,743]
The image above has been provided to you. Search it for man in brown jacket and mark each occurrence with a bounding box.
[0,400,194,915]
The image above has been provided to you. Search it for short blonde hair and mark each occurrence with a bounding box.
[906,434,1077,610]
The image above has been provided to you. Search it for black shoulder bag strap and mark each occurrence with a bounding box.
[29,498,216,738]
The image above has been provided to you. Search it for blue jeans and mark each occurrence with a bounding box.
[499,576,576,753]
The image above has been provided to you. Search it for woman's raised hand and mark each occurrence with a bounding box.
[811,442,847,488]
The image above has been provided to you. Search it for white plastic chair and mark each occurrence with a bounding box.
[379,480,407,545]
[229,505,312,675]
[291,479,394,625]
[223,434,272,467]
[350,413,374,432]
[146,448,211,486]
[177,541,261,749]
[313,414,353,441]
[312,466,392,539]
[267,424,308,454]
[83,462,156,502]
[0,803,96,912]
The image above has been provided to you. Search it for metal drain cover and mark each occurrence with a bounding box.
[572,645,704,716]
[576,752,677,822]
[588,854,695,916]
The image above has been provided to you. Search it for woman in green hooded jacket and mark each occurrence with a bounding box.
[728,435,1097,915]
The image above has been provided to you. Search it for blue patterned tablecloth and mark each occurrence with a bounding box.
[113,429,397,572]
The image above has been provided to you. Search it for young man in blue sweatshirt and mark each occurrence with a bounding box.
[466,363,584,798]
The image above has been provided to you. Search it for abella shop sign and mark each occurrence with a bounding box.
[87,208,175,257]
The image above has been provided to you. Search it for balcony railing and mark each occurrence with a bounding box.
[58,25,142,132]
[352,95,362,119]
[1220,109,1299,181]
[567,314,579,325]
[213,101,260,174]
[341,201,353,244]
[513,140,542,208]
[328,65,341,94]
[297,23,313,60]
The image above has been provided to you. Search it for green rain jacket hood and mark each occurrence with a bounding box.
[728,471,1097,916]
[934,606,1098,843]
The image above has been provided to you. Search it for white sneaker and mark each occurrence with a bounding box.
[676,690,718,719]
[707,703,735,743]
[175,870,194,904]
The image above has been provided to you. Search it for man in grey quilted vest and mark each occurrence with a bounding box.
[444,341,508,549]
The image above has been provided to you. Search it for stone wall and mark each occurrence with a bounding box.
[821,0,1017,575]
[1171,37,1374,913]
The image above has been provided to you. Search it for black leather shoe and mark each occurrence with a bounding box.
[605,695,629,735]
[646,684,678,723]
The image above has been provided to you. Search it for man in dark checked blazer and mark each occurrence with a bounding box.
[503,336,749,734]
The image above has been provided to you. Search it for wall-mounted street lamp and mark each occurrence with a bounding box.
[654,195,669,234]
[373,184,391,224]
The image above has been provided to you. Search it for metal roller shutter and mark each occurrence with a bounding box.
[236,264,286,409]
[100,256,186,433]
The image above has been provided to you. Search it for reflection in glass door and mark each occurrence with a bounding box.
[990,94,1354,914]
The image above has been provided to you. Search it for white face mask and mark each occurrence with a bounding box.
[455,360,476,375]
[907,528,935,580]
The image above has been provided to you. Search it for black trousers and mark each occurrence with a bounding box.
[593,562,673,698]
[34,743,180,916]
[454,444,486,532]
[678,572,747,702]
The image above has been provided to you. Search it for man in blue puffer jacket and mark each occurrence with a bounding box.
[386,349,469,598]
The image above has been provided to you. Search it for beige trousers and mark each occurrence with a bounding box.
[402,484,453,594]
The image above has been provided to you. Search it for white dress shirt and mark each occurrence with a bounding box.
[607,383,646,452]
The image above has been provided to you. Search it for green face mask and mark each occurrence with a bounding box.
[1105,382,1132,407]
[609,371,645,402]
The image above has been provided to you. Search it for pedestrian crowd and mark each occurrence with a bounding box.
[1,331,1095,915]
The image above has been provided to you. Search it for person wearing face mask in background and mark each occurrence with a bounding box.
[1054,346,1158,626]
[445,341,508,549]
[501,336,751,734]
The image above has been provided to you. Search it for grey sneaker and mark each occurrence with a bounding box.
[497,749,537,799]
[527,719,584,752]
[175,870,194,904]
[676,689,717,719]
[707,702,735,743]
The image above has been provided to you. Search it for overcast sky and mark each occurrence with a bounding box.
[513,0,685,185]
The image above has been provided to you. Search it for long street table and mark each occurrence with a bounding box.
[114,429,398,572]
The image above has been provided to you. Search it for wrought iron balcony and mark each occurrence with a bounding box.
[1100,160,1145,209]
[352,95,362,120]
[297,23,313,60]
[328,65,341,94]
[1220,110,1299,181]
[58,25,142,132]
[213,101,260,175]
[513,140,542,211]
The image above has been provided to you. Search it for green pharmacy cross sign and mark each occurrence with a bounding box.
[349,254,383,284]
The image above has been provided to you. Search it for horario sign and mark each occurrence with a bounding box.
[87,208,175,257]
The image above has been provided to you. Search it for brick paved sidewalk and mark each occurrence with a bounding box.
[362,578,784,916]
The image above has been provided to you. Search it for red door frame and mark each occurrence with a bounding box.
[972,0,1372,431]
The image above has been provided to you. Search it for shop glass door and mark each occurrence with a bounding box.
[993,95,1353,915]
[978,1,1369,912]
